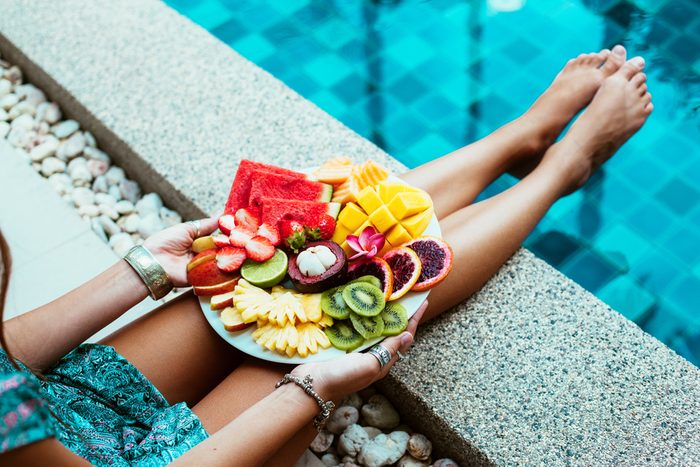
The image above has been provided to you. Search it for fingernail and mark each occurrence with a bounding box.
[612,44,625,56]
[632,56,645,68]
[400,332,413,347]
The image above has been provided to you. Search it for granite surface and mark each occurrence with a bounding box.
[1,0,698,464]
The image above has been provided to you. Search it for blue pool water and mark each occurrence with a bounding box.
[167,0,700,365]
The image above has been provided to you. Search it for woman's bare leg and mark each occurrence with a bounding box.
[422,57,652,321]
[100,292,244,406]
[402,47,625,218]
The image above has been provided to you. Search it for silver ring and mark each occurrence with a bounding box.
[396,350,405,361]
[367,344,392,369]
[187,220,201,238]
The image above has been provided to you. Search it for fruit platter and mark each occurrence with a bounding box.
[188,158,453,363]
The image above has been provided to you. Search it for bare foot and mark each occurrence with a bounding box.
[509,45,627,176]
[542,55,653,193]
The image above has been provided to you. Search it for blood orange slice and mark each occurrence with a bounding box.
[382,247,422,301]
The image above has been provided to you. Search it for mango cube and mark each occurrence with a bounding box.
[353,219,374,236]
[356,186,383,214]
[332,223,352,245]
[387,192,432,220]
[386,224,412,246]
[377,182,416,203]
[400,208,433,238]
[338,202,368,231]
[368,205,397,233]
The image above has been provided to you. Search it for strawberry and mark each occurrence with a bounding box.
[216,246,247,272]
[257,222,281,246]
[234,208,260,232]
[229,226,255,248]
[218,214,236,235]
[245,236,275,262]
[212,233,231,247]
[317,215,336,240]
[279,219,306,252]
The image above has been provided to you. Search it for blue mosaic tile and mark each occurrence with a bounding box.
[561,250,621,293]
[626,202,675,241]
[529,231,583,268]
[655,177,700,216]
[303,53,354,87]
[662,228,700,267]
[232,34,275,62]
[669,275,700,322]
[597,275,656,323]
[596,224,652,265]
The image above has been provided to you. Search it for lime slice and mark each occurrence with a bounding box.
[241,249,288,288]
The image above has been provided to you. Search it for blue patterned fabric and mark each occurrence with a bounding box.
[0,344,208,465]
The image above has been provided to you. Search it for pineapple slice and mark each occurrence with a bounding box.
[268,292,307,326]
[317,313,334,328]
[234,280,274,323]
[300,293,323,323]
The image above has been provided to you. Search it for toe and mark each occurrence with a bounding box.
[593,49,611,66]
[639,83,648,96]
[601,45,626,75]
[617,56,645,79]
[645,102,654,113]
[631,72,647,87]
[642,92,652,105]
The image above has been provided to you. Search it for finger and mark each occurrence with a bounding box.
[199,215,219,236]
[406,299,428,335]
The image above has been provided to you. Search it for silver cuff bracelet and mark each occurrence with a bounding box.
[275,374,335,432]
[123,245,173,300]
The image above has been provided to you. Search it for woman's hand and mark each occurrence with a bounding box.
[292,300,428,401]
[143,215,219,286]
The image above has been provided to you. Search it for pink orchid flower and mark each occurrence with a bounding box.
[346,226,385,261]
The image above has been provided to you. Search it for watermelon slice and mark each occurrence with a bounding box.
[224,160,306,214]
[261,197,340,227]
[248,172,333,208]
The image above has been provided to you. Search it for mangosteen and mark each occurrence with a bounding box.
[288,241,347,293]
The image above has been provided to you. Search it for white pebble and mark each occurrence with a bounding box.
[91,218,108,243]
[48,173,72,194]
[67,156,87,172]
[361,395,400,430]
[10,113,34,131]
[137,213,163,238]
[109,232,135,257]
[98,203,119,220]
[94,192,116,206]
[92,175,109,193]
[0,108,7,121]
[15,84,45,107]
[40,157,66,176]
[115,200,135,214]
[338,424,369,457]
[83,131,96,147]
[51,119,79,139]
[42,102,61,124]
[36,121,49,135]
[8,101,35,119]
[83,146,110,163]
[86,159,109,177]
[0,121,10,138]
[4,66,22,84]
[136,192,162,216]
[105,166,125,185]
[31,162,41,172]
[358,431,409,467]
[397,454,429,467]
[406,434,432,461]
[0,93,18,110]
[119,179,141,204]
[122,213,141,233]
[320,453,340,466]
[7,126,32,148]
[71,187,95,207]
[108,185,122,201]
[78,204,100,217]
[57,131,86,159]
[70,164,93,184]
[159,206,182,227]
[29,136,59,161]
[0,79,11,97]
[98,215,121,237]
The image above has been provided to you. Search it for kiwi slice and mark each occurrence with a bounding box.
[350,312,385,340]
[342,283,385,317]
[381,302,408,336]
[325,320,364,351]
[349,275,382,290]
[321,286,351,319]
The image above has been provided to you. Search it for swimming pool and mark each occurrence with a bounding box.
[167,0,700,365]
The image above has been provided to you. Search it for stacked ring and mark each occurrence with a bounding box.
[367,344,392,369]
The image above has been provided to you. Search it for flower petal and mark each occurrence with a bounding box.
[366,245,378,257]
[346,235,362,253]
[358,227,377,249]
[349,251,368,261]
[368,233,385,251]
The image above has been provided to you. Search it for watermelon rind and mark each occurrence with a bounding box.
[327,202,340,219]
[320,183,333,203]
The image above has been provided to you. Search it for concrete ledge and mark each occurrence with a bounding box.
[2,1,698,464]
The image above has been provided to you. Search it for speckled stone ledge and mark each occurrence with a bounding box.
[1,1,698,464]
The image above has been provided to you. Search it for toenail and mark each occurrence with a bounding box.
[631,56,645,67]
[612,45,625,56]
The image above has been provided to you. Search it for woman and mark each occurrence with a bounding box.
[0,45,652,465]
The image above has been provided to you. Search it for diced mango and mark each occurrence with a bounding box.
[356,186,383,214]
[331,223,352,245]
[401,208,433,238]
[387,192,432,220]
[338,202,368,231]
[377,181,414,203]
[386,224,412,246]
[353,219,374,236]
[368,205,397,233]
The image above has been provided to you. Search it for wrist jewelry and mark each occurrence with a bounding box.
[275,374,335,432]
[123,245,173,300]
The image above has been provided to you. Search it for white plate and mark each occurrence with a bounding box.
[198,171,441,364]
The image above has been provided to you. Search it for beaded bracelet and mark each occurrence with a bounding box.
[123,245,173,300]
[275,374,335,432]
